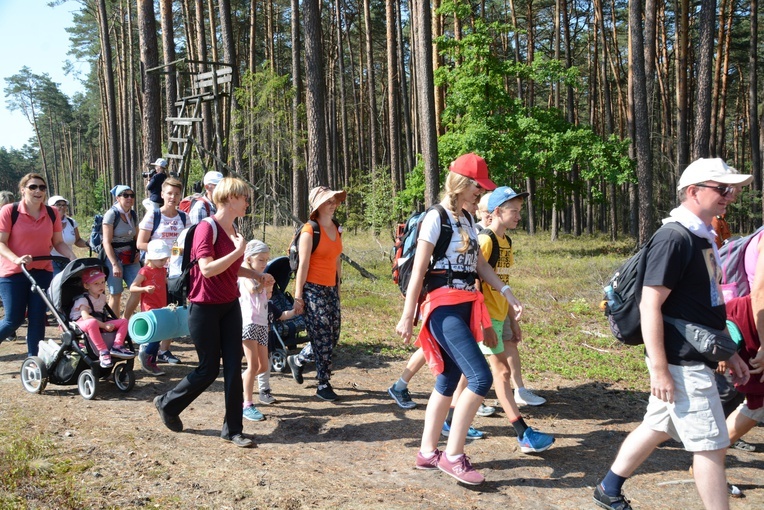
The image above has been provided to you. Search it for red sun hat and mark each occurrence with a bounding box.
[449,153,497,191]
[82,268,107,285]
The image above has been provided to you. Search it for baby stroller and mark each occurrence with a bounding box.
[265,256,308,372]
[19,257,136,400]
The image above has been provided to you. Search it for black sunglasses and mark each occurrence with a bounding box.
[26,184,47,191]
[694,183,736,197]
[120,193,136,199]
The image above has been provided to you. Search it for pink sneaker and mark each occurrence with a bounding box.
[415,449,441,470]
[437,454,485,485]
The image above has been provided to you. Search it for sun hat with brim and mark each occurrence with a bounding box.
[309,186,347,219]
[677,158,753,191]
[82,268,107,285]
[47,195,69,207]
[487,186,529,212]
[145,239,171,261]
[448,153,497,191]
[151,158,168,168]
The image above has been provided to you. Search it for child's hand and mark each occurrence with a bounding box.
[146,285,156,294]
[102,322,115,332]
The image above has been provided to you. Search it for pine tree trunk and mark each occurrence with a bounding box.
[303,0,328,187]
[98,0,122,184]
[692,0,716,160]
[413,0,439,206]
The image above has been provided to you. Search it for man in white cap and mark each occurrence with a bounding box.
[146,158,168,209]
[189,171,223,225]
[594,158,752,510]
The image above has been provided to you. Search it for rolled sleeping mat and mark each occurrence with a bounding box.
[128,306,189,344]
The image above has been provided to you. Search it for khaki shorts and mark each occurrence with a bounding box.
[479,318,505,355]
[739,401,764,423]
[643,361,729,452]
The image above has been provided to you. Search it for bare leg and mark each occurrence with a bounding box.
[445,389,483,457]
[450,375,468,411]
[488,351,521,420]
[726,407,759,443]
[610,423,671,478]
[108,292,122,318]
[692,449,729,510]
[421,390,453,453]
[242,340,258,404]
[159,338,172,352]
[122,291,140,319]
[505,341,525,390]
[400,348,426,384]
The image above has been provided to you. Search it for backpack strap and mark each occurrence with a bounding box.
[178,210,187,228]
[307,218,341,254]
[150,209,161,237]
[431,204,452,263]
[11,202,56,227]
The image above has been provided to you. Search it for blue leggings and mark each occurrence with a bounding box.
[428,302,493,397]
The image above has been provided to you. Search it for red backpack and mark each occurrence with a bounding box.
[178,193,211,216]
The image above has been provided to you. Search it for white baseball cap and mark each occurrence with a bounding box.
[47,195,68,206]
[151,158,168,168]
[145,239,171,260]
[677,158,753,191]
[204,171,224,186]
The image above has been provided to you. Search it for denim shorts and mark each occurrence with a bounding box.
[643,360,729,451]
[104,258,141,295]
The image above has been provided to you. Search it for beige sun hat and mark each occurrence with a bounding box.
[308,186,347,220]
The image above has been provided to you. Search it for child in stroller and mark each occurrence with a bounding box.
[19,257,137,400]
[265,256,308,373]
[70,268,134,367]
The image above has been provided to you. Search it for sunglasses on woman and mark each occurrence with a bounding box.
[26,184,47,192]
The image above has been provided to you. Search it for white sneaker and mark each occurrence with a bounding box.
[514,387,546,406]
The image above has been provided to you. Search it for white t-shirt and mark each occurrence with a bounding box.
[51,216,78,257]
[418,207,479,291]
[139,210,186,252]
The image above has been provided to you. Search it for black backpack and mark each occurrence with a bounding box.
[603,222,693,345]
[287,218,341,273]
[11,202,56,227]
[392,204,471,298]
[167,217,217,305]
[478,228,512,268]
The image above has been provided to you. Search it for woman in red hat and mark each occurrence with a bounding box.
[395,153,523,485]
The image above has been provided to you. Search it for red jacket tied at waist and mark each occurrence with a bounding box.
[414,286,493,376]
[726,294,764,410]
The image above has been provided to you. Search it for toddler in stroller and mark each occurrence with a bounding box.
[70,268,134,367]
[19,257,137,399]
[265,256,308,373]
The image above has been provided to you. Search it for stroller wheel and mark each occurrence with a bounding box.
[20,356,48,394]
[77,369,98,400]
[113,363,135,392]
[269,348,288,373]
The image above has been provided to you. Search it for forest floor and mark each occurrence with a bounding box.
[1,326,762,510]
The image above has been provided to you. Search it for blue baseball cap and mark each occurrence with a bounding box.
[487,186,529,212]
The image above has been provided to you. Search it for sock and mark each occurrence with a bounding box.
[257,371,270,392]
[445,452,464,463]
[158,350,168,356]
[243,400,253,408]
[600,470,627,497]
[511,416,529,439]
[393,378,408,392]
[445,407,455,426]
[318,383,327,390]
[419,449,437,459]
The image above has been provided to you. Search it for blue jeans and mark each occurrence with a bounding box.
[428,302,493,397]
[104,258,141,295]
[0,270,54,356]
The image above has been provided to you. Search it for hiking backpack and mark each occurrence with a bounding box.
[88,206,138,254]
[167,217,218,305]
[178,193,211,217]
[478,228,512,268]
[287,218,341,273]
[718,225,764,300]
[603,222,693,346]
[10,202,56,227]
[391,204,471,298]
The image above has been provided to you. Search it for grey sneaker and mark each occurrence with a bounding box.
[222,433,254,448]
[259,389,277,405]
[140,352,166,376]
[388,385,417,409]
[593,484,632,510]
[287,355,304,384]
[514,387,546,406]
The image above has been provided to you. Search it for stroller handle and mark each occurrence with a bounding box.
[20,255,72,281]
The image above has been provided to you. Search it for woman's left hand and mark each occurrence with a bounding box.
[482,326,498,349]
[502,288,523,319]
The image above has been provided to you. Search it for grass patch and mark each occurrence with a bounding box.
[256,226,648,390]
[0,413,90,509]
